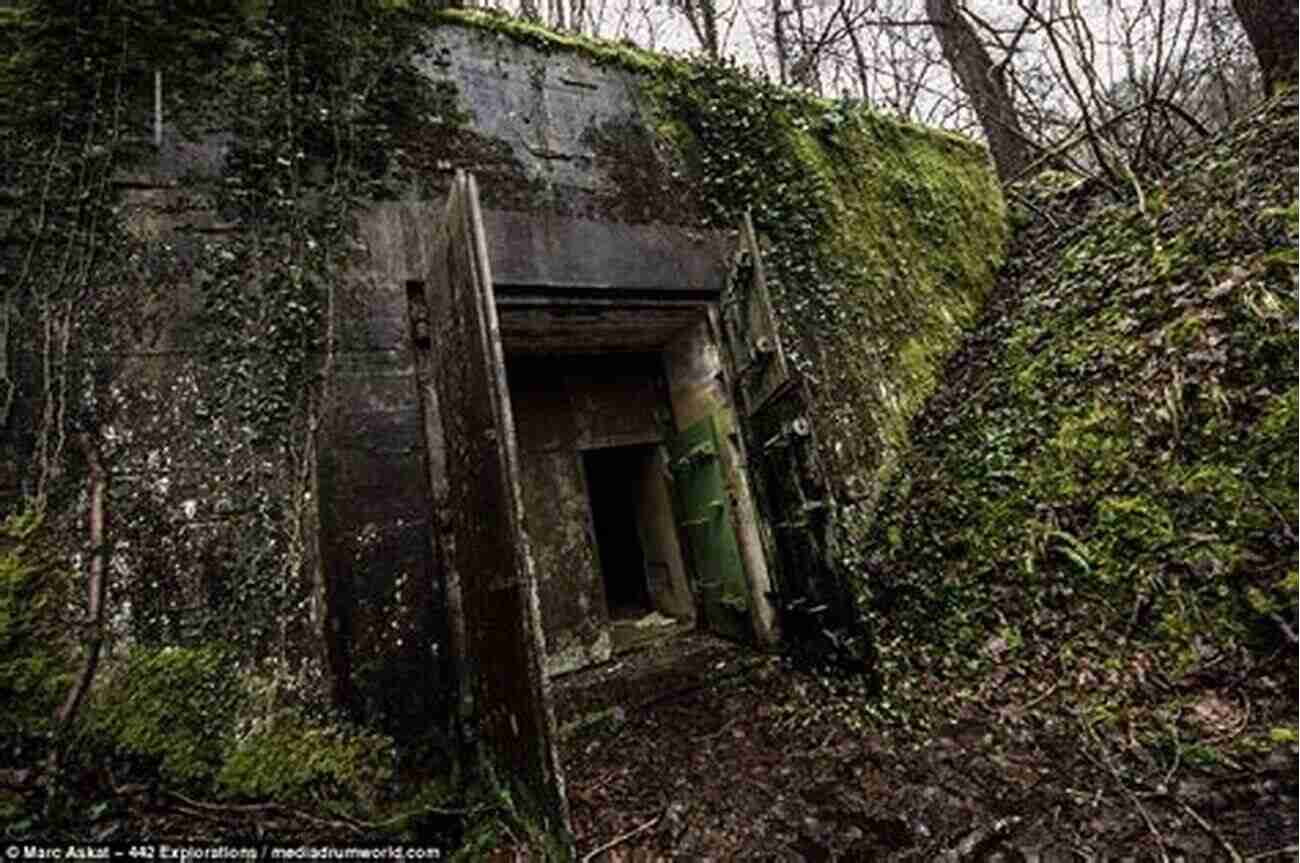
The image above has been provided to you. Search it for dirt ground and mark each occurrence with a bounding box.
[12,630,1293,859]
[556,632,1298,862]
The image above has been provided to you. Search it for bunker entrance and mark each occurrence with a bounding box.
[393,177,788,835]
[585,445,653,619]
[584,443,696,651]
[479,210,784,675]
[504,346,702,675]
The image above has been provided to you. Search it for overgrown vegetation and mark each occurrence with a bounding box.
[6,1,1290,856]
[858,89,1298,775]
[649,56,1005,661]
[0,0,468,843]
[0,512,75,766]
[82,645,244,787]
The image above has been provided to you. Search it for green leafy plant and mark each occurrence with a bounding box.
[217,710,395,812]
[83,644,243,786]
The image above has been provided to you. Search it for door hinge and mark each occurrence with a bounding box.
[671,442,716,471]
[761,416,811,450]
[679,500,724,527]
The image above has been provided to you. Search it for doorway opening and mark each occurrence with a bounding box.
[585,446,652,619]
[582,443,694,653]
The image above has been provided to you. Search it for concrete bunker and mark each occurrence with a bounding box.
[14,10,1007,838]
[367,177,786,823]
[487,214,778,676]
[310,16,1002,827]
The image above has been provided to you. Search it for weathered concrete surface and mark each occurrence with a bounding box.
[322,203,447,724]
[327,200,735,707]
[486,211,729,294]
[74,170,324,673]
[420,173,567,831]
[518,450,609,676]
[498,300,711,356]
[411,26,697,223]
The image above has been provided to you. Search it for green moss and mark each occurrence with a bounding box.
[428,8,677,76]
[217,710,394,811]
[0,510,76,752]
[406,19,1007,531]
[640,61,1006,550]
[84,645,243,786]
[860,92,1298,700]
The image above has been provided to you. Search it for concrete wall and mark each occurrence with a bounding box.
[406,25,697,224]
[84,157,324,676]
[327,201,448,724]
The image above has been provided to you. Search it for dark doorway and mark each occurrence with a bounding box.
[584,446,652,619]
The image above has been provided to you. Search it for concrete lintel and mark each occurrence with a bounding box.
[481,210,731,296]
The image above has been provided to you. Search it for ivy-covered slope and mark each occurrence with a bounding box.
[860,91,1298,748]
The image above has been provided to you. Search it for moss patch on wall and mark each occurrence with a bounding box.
[83,645,245,787]
[645,63,1007,551]
[0,510,76,757]
[217,710,394,810]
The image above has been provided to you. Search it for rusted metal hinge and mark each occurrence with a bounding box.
[761,416,811,451]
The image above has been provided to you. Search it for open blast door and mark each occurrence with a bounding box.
[421,171,569,833]
[723,212,863,662]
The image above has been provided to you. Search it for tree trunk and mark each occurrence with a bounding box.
[843,4,872,106]
[1232,0,1298,95]
[772,0,789,85]
[53,435,108,734]
[926,0,1032,183]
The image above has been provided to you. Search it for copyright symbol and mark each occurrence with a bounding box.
[6,845,20,860]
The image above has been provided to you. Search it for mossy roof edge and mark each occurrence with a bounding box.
[424,9,992,164]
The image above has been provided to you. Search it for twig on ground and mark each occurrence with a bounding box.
[166,787,441,835]
[1179,800,1243,863]
[1025,681,1060,709]
[1267,611,1298,646]
[580,813,662,863]
[343,805,472,832]
[1254,488,1299,545]
[1245,846,1300,861]
[167,803,245,825]
[284,806,365,836]
[703,717,739,741]
[1081,718,1170,863]
[165,790,281,813]
[1160,708,1183,792]
[582,769,624,795]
